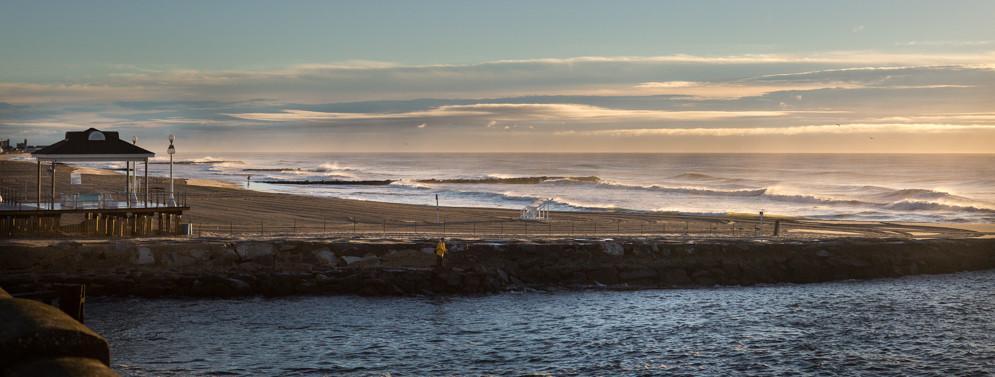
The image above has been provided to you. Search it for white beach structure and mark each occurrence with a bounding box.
[520,198,551,221]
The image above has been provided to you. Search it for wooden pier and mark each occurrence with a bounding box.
[0,206,189,238]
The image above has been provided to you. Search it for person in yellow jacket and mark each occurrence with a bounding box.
[435,237,447,268]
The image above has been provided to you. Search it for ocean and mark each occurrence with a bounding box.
[86,270,995,376]
[38,153,995,223]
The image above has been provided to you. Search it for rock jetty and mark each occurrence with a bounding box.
[1,237,994,297]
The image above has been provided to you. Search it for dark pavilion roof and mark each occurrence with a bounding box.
[33,128,155,160]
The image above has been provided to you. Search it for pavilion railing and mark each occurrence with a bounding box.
[0,190,188,211]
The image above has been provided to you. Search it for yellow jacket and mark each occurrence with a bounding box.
[435,240,447,256]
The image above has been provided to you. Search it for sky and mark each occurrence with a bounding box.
[1,0,994,153]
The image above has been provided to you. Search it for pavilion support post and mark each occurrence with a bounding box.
[144,160,149,207]
[50,161,56,210]
[126,161,131,208]
[36,160,41,209]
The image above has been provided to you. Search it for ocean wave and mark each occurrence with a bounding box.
[390,180,433,190]
[255,179,394,185]
[315,162,359,172]
[668,172,723,181]
[882,200,995,214]
[239,163,361,179]
[445,189,616,211]
[416,176,601,184]
[595,179,768,197]
[871,188,971,203]
[151,156,245,165]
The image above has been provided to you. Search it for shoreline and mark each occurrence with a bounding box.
[1,156,991,239]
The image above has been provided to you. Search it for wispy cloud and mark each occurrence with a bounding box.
[4,51,995,105]
[557,123,995,137]
[227,103,816,123]
[897,40,992,47]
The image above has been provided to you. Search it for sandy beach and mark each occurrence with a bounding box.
[0,155,988,239]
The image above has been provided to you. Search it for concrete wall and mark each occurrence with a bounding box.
[0,287,118,377]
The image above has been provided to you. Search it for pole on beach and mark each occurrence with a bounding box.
[167,134,176,207]
[435,194,440,224]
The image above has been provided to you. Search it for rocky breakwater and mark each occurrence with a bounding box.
[1,237,994,297]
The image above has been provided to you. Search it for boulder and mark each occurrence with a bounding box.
[132,247,154,265]
[381,249,434,268]
[313,248,336,266]
[602,242,624,256]
[619,267,658,284]
[660,268,691,285]
[340,254,380,268]
[235,242,274,260]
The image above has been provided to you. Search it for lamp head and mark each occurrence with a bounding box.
[168,134,175,143]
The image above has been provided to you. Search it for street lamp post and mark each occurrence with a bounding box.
[167,134,176,207]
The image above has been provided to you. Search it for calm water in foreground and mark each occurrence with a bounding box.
[88,270,995,376]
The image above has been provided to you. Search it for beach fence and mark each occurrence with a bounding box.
[187,217,782,239]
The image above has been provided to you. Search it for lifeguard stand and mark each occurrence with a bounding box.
[520,199,551,221]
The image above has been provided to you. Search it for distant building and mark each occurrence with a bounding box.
[0,139,9,153]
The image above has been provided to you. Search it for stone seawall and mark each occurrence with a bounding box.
[2,237,994,296]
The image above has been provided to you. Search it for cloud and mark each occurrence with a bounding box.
[634,81,701,88]
[556,123,995,137]
[4,51,995,152]
[4,51,995,105]
[851,25,865,33]
[897,40,992,47]
[633,80,865,98]
[226,103,814,124]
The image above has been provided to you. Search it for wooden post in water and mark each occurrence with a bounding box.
[55,284,86,324]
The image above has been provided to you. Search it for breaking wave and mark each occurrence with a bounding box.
[416,176,601,185]
[151,157,246,165]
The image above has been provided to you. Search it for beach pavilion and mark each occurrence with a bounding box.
[32,128,154,209]
[0,128,188,237]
